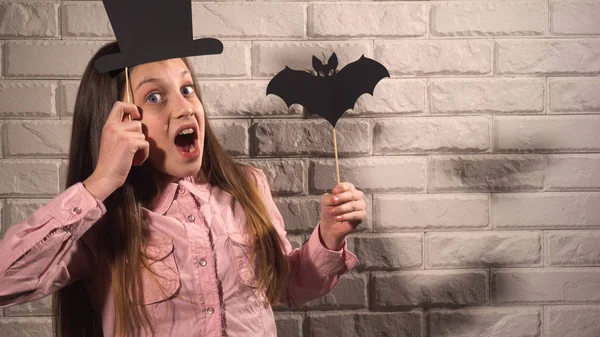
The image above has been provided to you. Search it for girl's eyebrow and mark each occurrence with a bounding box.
[135,70,191,92]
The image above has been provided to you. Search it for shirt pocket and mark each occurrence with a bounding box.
[139,237,182,305]
[227,232,259,288]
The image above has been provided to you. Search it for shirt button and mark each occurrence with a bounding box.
[199,259,207,267]
[72,207,82,215]
[178,188,185,194]
[187,215,195,222]
[207,307,214,315]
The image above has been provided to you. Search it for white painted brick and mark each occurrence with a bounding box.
[0,2,58,38]
[430,78,544,114]
[303,273,368,310]
[187,41,251,79]
[351,79,426,116]
[429,307,541,337]
[492,268,600,304]
[192,3,304,38]
[61,2,112,38]
[209,119,249,157]
[495,39,600,75]
[0,121,3,158]
[274,313,303,337]
[0,81,57,118]
[308,3,427,38]
[548,154,600,190]
[0,199,4,237]
[493,192,600,229]
[348,233,423,270]
[426,231,542,268]
[549,78,600,113]
[430,154,546,192]
[245,159,306,196]
[374,194,489,231]
[374,117,491,154]
[200,81,301,117]
[5,120,72,158]
[307,311,423,337]
[310,157,426,194]
[254,119,371,157]
[372,270,488,308]
[495,116,600,152]
[58,80,79,118]
[432,2,546,37]
[375,40,492,76]
[545,306,600,337]
[551,1,600,35]
[252,41,372,78]
[546,230,600,266]
[0,317,52,337]
[275,195,372,234]
[2,199,49,237]
[0,160,61,196]
[4,296,52,316]
[5,41,106,79]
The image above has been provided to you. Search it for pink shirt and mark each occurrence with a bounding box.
[0,169,357,336]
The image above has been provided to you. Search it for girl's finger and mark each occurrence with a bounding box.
[333,210,367,223]
[132,139,150,166]
[107,101,140,124]
[330,189,364,205]
[332,182,355,195]
[329,200,366,216]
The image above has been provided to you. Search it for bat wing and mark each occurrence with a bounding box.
[267,67,331,116]
[332,55,390,121]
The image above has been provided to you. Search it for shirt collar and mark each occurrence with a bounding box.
[148,176,211,215]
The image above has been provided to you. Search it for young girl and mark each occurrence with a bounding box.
[0,42,366,336]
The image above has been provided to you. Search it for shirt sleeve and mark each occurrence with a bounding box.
[0,182,106,307]
[252,168,358,308]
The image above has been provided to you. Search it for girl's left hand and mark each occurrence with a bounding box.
[319,182,366,250]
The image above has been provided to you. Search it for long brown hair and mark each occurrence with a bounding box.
[53,42,290,337]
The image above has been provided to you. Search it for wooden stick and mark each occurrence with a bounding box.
[125,66,132,121]
[333,127,340,185]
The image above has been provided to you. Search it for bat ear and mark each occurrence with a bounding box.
[312,56,323,73]
[328,53,339,70]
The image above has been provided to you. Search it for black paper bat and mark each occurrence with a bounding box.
[266,53,390,127]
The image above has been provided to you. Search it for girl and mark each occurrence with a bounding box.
[0,42,366,336]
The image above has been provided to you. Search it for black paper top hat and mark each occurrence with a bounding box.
[95,0,223,74]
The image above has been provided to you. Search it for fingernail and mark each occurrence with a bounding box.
[335,215,342,221]
[333,196,340,203]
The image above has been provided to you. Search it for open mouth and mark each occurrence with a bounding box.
[174,126,198,154]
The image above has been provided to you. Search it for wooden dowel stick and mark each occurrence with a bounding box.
[125,66,132,121]
[333,127,340,185]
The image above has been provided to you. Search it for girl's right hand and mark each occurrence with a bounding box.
[83,102,150,201]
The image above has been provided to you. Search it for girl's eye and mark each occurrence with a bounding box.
[145,92,162,104]
[181,85,194,95]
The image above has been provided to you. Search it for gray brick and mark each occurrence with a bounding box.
[376,40,492,76]
[246,159,306,196]
[372,270,488,308]
[551,2,600,36]
[5,296,52,317]
[2,199,49,237]
[0,317,52,337]
[187,41,251,79]
[496,39,600,75]
[275,313,303,337]
[546,230,600,266]
[545,306,600,337]
[429,307,541,337]
[426,231,542,268]
[210,119,249,157]
[492,268,600,304]
[307,311,423,337]
[349,233,423,270]
[549,78,600,113]
[309,3,427,38]
[548,154,600,190]
[430,154,546,192]
[493,192,600,229]
[351,79,425,116]
[0,3,58,38]
[374,117,491,154]
[254,119,371,157]
[430,78,544,114]
[495,116,600,152]
[0,81,57,118]
[58,80,79,118]
[374,194,489,232]
[4,120,72,158]
[61,2,112,38]
[0,160,61,196]
[303,273,368,310]
[310,157,426,194]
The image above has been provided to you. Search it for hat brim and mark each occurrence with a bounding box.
[94,38,224,74]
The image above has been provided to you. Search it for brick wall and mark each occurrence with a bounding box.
[1,1,599,336]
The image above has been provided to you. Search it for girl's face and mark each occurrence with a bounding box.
[128,59,204,181]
